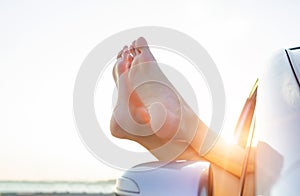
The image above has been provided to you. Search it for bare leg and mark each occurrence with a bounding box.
[110,37,206,160]
[110,37,246,176]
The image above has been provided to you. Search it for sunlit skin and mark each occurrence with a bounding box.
[111,38,186,141]
[110,37,249,181]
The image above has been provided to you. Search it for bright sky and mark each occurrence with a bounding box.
[1,0,300,181]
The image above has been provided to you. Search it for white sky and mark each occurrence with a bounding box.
[1,0,300,181]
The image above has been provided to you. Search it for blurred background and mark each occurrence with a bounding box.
[1,0,300,194]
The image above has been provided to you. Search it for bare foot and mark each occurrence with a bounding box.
[110,40,247,175]
[110,37,200,146]
[110,43,151,139]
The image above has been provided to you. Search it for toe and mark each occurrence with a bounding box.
[129,45,136,57]
[131,40,140,55]
[132,37,155,64]
[117,56,127,74]
[122,46,133,68]
[117,49,123,59]
[121,46,128,57]
[113,46,131,82]
[113,49,124,82]
[134,37,149,53]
